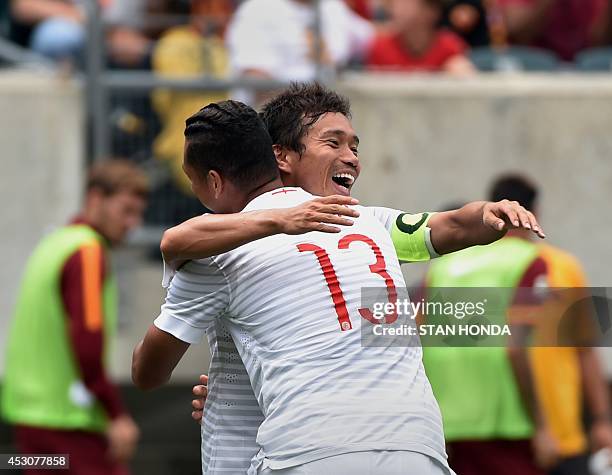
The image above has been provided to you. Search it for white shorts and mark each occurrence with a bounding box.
[257,451,455,475]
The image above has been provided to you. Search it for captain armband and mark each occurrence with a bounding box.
[390,212,440,262]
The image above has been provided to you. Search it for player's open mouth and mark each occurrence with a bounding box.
[331,172,356,194]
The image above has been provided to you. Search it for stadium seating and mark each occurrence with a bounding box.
[575,47,612,72]
[469,46,560,72]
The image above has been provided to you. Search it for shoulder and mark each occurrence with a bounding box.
[539,244,586,285]
[539,243,578,265]
[435,29,467,54]
[366,33,399,63]
[65,238,106,270]
[369,32,397,50]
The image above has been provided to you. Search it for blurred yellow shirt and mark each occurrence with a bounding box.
[152,26,229,194]
[530,243,590,457]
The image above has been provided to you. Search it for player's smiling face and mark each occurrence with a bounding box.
[280,112,360,197]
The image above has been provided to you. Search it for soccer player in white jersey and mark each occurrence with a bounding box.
[132,98,543,474]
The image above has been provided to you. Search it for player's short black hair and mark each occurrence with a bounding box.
[260,82,352,155]
[489,174,539,212]
[184,100,279,188]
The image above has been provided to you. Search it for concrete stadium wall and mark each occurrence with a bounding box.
[0,71,83,377]
[1,71,611,383]
[340,74,612,287]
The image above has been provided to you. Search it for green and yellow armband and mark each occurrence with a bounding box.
[391,212,440,262]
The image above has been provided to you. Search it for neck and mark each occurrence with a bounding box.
[76,209,111,244]
[242,176,286,209]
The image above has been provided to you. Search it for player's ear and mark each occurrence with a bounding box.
[275,146,298,174]
[207,170,224,199]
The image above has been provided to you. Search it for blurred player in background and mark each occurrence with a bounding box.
[510,175,612,475]
[421,174,612,475]
[422,174,553,475]
[1,160,146,475]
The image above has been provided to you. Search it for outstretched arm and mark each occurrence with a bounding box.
[429,200,545,255]
[161,195,359,268]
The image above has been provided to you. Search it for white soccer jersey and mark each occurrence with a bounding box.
[156,188,447,473]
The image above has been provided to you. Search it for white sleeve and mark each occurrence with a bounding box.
[161,261,175,289]
[226,2,280,75]
[366,206,403,234]
[154,258,230,344]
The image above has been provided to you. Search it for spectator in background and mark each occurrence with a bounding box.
[497,0,610,61]
[1,160,146,475]
[10,0,84,61]
[366,0,476,75]
[442,0,490,47]
[10,0,153,67]
[152,0,231,194]
[226,0,374,104]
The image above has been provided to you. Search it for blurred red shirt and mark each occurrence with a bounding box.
[366,30,467,71]
[498,0,606,61]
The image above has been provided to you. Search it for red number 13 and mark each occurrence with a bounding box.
[297,234,398,331]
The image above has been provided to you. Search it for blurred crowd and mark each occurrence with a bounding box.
[3,0,612,77]
[4,0,612,219]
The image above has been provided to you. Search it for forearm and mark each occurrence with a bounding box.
[132,325,189,391]
[132,341,166,391]
[429,201,505,255]
[508,346,546,427]
[580,348,611,422]
[161,211,279,264]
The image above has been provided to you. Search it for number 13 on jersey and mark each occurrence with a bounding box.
[297,234,398,331]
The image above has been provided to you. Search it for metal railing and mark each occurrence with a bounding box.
[82,0,329,243]
[84,0,328,162]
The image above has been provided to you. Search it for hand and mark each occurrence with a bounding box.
[591,420,612,452]
[192,374,208,424]
[483,200,546,238]
[106,415,140,464]
[531,426,559,469]
[275,195,360,234]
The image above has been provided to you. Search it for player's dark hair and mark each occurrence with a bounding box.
[260,82,352,155]
[184,100,279,188]
[489,174,539,212]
